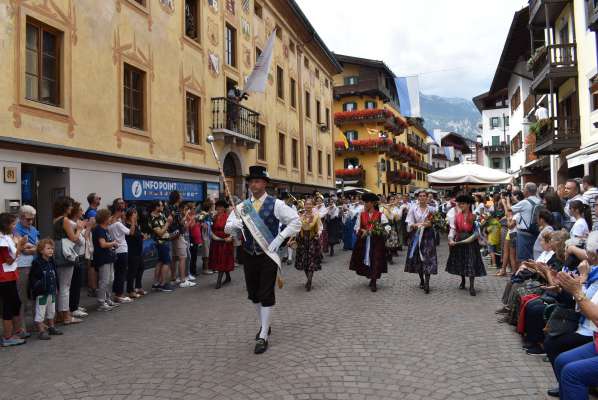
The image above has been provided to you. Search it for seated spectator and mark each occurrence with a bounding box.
[552,231,598,399]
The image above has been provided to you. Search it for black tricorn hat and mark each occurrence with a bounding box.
[246,165,271,182]
[362,193,379,203]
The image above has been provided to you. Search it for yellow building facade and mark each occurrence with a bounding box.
[332,55,429,195]
[0,0,340,230]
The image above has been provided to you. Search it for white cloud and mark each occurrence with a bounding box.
[296,0,528,99]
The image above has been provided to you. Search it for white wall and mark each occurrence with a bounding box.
[507,60,532,174]
[481,107,510,146]
[0,161,21,212]
[69,169,121,209]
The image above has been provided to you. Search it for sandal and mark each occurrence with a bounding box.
[136,289,147,296]
[495,270,506,277]
[128,292,141,299]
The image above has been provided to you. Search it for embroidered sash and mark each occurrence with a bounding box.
[238,199,281,269]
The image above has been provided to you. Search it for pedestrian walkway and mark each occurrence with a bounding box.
[1,242,558,400]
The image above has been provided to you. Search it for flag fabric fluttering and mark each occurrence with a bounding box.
[337,131,349,149]
[243,29,276,94]
[395,76,421,118]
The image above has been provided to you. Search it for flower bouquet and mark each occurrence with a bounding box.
[367,221,387,237]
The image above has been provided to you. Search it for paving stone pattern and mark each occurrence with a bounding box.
[1,242,559,400]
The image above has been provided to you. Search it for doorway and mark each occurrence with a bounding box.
[223,152,243,199]
[21,164,70,237]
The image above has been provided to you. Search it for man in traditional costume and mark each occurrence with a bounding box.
[225,166,301,354]
[349,193,391,292]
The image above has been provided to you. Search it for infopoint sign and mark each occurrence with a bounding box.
[122,175,205,201]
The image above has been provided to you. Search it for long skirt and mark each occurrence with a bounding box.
[385,221,400,250]
[343,217,357,250]
[209,240,234,272]
[320,228,329,253]
[446,240,486,278]
[295,234,322,273]
[349,234,387,280]
[326,217,343,246]
[404,228,438,275]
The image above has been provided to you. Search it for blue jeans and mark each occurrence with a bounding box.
[516,231,536,262]
[555,341,598,400]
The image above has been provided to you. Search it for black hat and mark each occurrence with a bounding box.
[246,165,271,182]
[215,198,229,208]
[362,193,379,203]
[456,194,475,205]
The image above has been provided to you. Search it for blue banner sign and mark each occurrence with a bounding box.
[123,175,205,201]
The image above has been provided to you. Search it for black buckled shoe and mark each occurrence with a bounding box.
[254,338,268,354]
[255,327,271,341]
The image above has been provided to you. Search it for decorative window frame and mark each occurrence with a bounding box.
[180,0,203,52]
[179,64,205,159]
[113,29,154,152]
[9,0,77,137]
[223,21,239,74]
[116,0,152,31]
[256,122,268,165]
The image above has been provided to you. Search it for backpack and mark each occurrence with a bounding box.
[523,198,543,236]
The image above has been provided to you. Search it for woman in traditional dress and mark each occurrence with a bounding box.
[293,198,322,291]
[404,189,438,294]
[381,198,400,264]
[446,194,487,296]
[314,195,329,255]
[208,199,234,289]
[349,193,390,292]
[324,199,343,257]
[342,199,361,251]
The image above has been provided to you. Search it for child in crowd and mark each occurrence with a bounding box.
[485,211,503,270]
[29,239,63,340]
[92,209,119,311]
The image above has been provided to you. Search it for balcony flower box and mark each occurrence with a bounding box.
[334,108,393,125]
[335,168,364,177]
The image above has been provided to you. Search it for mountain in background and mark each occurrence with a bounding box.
[419,94,481,141]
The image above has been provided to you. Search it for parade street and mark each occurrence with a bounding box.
[0,241,557,400]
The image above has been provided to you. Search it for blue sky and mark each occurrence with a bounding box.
[296,0,529,100]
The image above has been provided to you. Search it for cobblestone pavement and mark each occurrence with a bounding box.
[1,241,559,400]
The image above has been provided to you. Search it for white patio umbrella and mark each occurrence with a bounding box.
[427,161,513,186]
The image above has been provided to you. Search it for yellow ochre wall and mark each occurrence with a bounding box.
[0,0,336,191]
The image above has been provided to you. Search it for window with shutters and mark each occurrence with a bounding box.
[343,102,357,112]
[25,18,62,106]
[316,100,321,123]
[490,117,500,128]
[225,24,237,67]
[276,66,284,100]
[278,132,286,165]
[307,145,313,173]
[305,91,311,118]
[185,0,200,41]
[317,150,323,175]
[491,136,500,146]
[123,63,145,130]
[365,100,377,109]
[290,78,297,108]
[326,153,331,177]
[345,130,358,141]
[185,92,201,145]
[325,108,330,129]
[344,76,358,85]
[257,123,266,161]
[291,138,298,168]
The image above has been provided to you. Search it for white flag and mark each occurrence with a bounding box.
[244,29,276,93]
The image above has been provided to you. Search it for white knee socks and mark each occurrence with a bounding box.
[255,303,261,325]
[259,306,273,340]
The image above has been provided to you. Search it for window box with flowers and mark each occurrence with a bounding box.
[333,108,393,125]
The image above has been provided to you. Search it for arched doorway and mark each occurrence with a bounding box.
[223,152,243,198]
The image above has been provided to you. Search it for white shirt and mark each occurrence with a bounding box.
[536,250,555,264]
[108,221,130,254]
[0,234,18,273]
[353,211,390,232]
[564,194,583,223]
[533,225,554,260]
[406,204,434,233]
[571,217,590,239]
[224,192,301,240]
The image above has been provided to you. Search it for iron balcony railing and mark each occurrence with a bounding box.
[211,97,259,141]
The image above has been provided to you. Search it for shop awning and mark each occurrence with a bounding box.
[567,143,598,168]
[427,161,513,186]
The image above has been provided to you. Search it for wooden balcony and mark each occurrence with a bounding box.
[523,94,535,116]
[210,97,260,148]
[530,44,577,93]
[535,116,581,155]
[407,133,429,153]
[484,143,509,155]
[386,170,412,185]
[335,168,365,186]
[529,0,571,27]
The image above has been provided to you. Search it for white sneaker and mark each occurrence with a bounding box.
[174,278,181,284]
[115,296,133,303]
[72,309,88,318]
[187,274,196,281]
[78,306,87,313]
[106,299,120,307]
[97,303,113,312]
[179,280,196,288]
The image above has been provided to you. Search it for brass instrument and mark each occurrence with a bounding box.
[286,192,304,212]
